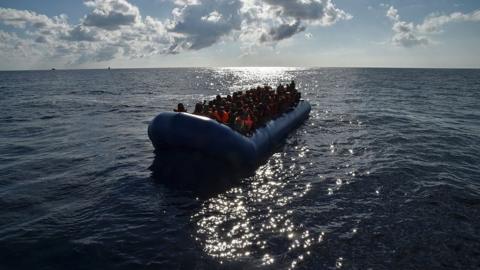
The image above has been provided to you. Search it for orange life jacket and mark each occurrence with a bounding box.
[211,111,220,121]
[219,111,229,124]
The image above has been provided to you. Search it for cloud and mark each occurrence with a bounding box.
[35,36,48,43]
[418,9,480,33]
[0,0,350,66]
[75,45,120,64]
[0,7,68,29]
[251,0,351,43]
[164,0,349,52]
[167,0,243,52]
[62,25,99,41]
[386,6,399,21]
[264,0,351,25]
[387,6,480,48]
[0,1,173,64]
[0,30,44,58]
[259,21,306,43]
[386,6,430,47]
[83,0,141,30]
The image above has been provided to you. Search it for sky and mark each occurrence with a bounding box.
[0,0,479,70]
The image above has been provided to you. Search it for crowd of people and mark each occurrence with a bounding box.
[173,80,301,135]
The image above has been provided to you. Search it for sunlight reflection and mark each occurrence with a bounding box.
[189,67,326,268]
[192,146,318,269]
[212,67,299,93]
[336,257,344,269]
[219,67,298,79]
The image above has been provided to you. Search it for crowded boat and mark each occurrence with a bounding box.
[173,80,301,136]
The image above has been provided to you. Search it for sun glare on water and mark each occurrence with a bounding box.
[213,67,300,91]
[191,149,319,269]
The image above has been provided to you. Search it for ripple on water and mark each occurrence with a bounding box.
[192,144,324,269]
[1,68,480,269]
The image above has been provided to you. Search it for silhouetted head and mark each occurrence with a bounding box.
[177,103,185,111]
[194,103,203,114]
[174,103,187,112]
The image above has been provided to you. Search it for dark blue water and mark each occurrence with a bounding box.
[1,68,479,269]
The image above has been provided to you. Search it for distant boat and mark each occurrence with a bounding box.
[51,68,56,71]
[108,66,111,70]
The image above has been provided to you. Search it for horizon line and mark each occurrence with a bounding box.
[1,66,479,72]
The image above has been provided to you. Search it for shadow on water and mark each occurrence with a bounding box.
[149,149,253,199]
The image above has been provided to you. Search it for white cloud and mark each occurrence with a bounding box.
[0,8,68,29]
[201,11,222,23]
[0,1,173,64]
[263,0,351,25]
[0,30,53,65]
[0,0,350,67]
[238,0,350,53]
[386,6,399,21]
[62,25,99,42]
[386,6,430,47]
[249,0,350,43]
[418,9,480,33]
[387,6,480,48]
[167,0,243,52]
[83,0,141,30]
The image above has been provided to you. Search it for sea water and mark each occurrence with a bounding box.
[1,68,479,269]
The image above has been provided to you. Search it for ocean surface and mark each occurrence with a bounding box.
[0,67,479,270]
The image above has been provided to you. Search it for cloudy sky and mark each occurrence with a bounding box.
[0,0,479,70]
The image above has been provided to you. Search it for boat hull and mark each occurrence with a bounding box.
[148,101,311,170]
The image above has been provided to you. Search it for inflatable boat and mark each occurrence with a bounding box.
[148,100,311,172]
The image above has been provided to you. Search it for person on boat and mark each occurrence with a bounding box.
[210,106,219,120]
[214,94,225,106]
[228,112,237,128]
[243,111,254,134]
[193,103,203,115]
[179,81,301,134]
[233,109,251,134]
[255,103,270,127]
[216,106,229,124]
[289,80,296,91]
[234,109,245,132]
[174,103,187,112]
